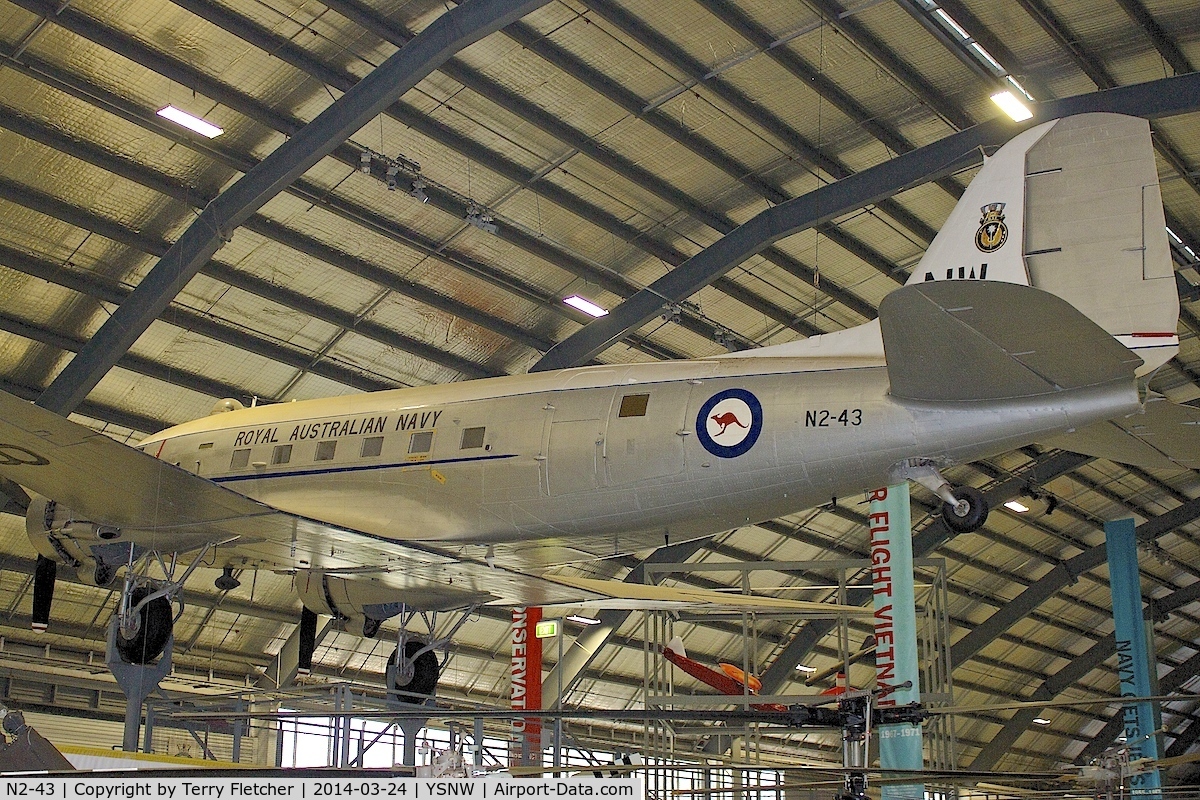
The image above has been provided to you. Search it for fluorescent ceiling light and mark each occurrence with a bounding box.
[1004,500,1030,513]
[567,614,601,626]
[991,91,1033,122]
[564,295,608,317]
[1033,717,1051,725]
[794,664,817,673]
[157,105,224,138]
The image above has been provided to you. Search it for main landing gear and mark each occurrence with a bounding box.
[100,544,214,751]
[894,458,989,533]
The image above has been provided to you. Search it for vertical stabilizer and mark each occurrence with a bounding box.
[907,122,1054,288]
[909,113,1178,375]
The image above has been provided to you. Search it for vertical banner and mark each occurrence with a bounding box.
[1106,518,1163,799]
[511,607,543,766]
[869,484,924,800]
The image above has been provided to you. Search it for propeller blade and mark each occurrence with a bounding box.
[31,555,56,632]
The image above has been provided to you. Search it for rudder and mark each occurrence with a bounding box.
[908,113,1179,375]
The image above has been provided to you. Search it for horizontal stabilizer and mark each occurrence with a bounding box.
[880,281,1141,403]
[1045,395,1200,470]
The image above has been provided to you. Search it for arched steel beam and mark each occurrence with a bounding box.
[1076,650,1200,765]
[751,451,1093,699]
[695,451,1092,756]
[606,0,947,240]
[0,3,700,359]
[0,63,680,364]
[0,378,164,435]
[951,495,1200,669]
[979,614,1200,767]
[539,538,711,710]
[34,0,549,416]
[159,0,819,342]
[532,71,1200,372]
[0,241,393,395]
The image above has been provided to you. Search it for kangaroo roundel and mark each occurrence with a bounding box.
[697,389,763,458]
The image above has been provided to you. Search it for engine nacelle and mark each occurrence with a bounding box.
[294,570,405,637]
[25,495,122,585]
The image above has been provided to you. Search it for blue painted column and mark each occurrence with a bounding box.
[1106,518,1162,799]
[869,484,924,800]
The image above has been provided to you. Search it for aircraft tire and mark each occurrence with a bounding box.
[390,640,439,701]
[941,485,988,533]
[115,587,173,665]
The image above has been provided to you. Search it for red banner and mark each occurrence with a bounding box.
[511,607,542,765]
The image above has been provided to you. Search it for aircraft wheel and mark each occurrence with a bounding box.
[390,640,439,701]
[941,485,988,533]
[115,587,173,665]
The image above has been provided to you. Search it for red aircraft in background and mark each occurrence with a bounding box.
[662,637,865,711]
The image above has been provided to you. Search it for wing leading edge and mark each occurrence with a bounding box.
[0,389,606,610]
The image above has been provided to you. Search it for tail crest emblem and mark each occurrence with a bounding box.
[975,202,1008,253]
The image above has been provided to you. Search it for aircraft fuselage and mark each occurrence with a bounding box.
[139,356,1138,556]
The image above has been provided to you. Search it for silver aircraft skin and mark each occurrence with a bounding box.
[2,112,1197,637]
[134,349,1133,554]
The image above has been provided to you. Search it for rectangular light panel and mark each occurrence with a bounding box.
[157,105,224,138]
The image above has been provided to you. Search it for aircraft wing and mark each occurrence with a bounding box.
[542,574,873,615]
[0,390,604,610]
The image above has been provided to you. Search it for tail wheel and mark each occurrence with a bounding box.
[390,640,439,701]
[115,587,173,665]
[941,485,989,533]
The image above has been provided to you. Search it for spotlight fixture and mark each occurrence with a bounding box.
[156,105,224,138]
[563,295,608,317]
[464,202,498,234]
[1003,500,1030,513]
[991,90,1033,122]
[661,303,682,324]
[410,179,428,203]
[359,149,373,174]
[385,163,399,190]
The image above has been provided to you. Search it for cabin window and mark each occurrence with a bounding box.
[198,442,213,450]
[409,431,433,454]
[618,393,650,418]
[460,426,486,449]
[315,440,337,461]
[230,449,250,470]
[361,436,384,458]
[271,444,292,465]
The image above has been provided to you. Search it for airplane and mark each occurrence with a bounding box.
[1,111,1198,701]
[659,636,860,712]
[661,636,789,712]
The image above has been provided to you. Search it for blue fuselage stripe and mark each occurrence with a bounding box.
[210,452,517,484]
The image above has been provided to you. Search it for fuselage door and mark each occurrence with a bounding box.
[545,388,607,497]
[605,383,689,487]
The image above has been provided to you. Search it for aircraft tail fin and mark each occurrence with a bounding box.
[880,280,1141,403]
[908,112,1179,375]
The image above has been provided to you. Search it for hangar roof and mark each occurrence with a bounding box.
[0,0,1199,778]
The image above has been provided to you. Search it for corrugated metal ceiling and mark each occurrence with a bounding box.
[0,0,1198,779]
